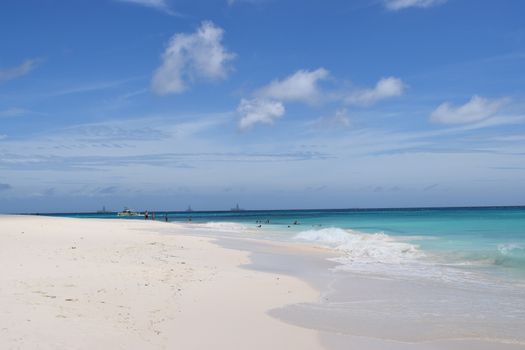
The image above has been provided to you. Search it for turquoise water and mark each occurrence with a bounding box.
[47,206,525,281]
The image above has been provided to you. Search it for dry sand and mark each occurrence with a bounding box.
[0,215,323,350]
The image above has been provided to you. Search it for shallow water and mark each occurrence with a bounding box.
[217,236,525,347]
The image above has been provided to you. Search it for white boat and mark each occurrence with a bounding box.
[117,208,143,217]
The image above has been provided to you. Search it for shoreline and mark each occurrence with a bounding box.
[166,220,525,349]
[215,236,525,349]
[0,215,323,349]
[2,215,524,349]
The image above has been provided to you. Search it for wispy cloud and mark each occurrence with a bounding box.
[115,0,177,15]
[1,109,524,205]
[256,68,329,104]
[454,115,525,130]
[0,107,29,118]
[152,21,236,95]
[345,77,406,106]
[0,151,330,172]
[489,134,525,142]
[308,108,351,130]
[94,186,119,195]
[430,95,510,124]
[384,0,447,11]
[60,124,171,142]
[237,98,285,130]
[48,77,142,97]
[423,183,439,191]
[227,0,266,5]
[0,59,40,83]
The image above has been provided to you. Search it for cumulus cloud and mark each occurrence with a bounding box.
[0,59,40,83]
[430,95,510,124]
[238,70,404,130]
[384,0,447,10]
[152,21,235,95]
[237,98,285,130]
[257,68,329,103]
[345,77,405,106]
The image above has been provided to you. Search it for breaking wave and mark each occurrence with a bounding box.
[195,221,249,232]
[295,227,424,265]
[496,243,525,268]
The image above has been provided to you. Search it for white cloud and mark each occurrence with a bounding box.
[0,59,40,83]
[430,95,510,124]
[237,98,285,130]
[152,21,235,95]
[257,68,329,103]
[48,77,138,97]
[309,109,351,130]
[116,0,175,14]
[237,72,404,130]
[227,0,266,6]
[331,109,351,127]
[345,77,405,106]
[384,0,447,11]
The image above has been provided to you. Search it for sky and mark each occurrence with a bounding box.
[0,0,524,212]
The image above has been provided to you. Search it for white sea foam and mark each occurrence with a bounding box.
[295,227,424,265]
[291,227,487,282]
[294,228,516,286]
[196,221,249,232]
[496,243,525,268]
[498,243,524,256]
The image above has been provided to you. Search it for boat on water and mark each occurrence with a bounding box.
[97,206,109,213]
[230,203,245,212]
[117,207,143,217]
[186,205,194,212]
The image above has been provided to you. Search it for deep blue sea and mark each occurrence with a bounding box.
[47,206,525,282]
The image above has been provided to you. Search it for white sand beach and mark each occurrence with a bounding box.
[0,215,322,350]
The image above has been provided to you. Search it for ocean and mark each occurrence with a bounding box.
[49,206,525,282]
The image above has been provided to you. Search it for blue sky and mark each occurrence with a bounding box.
[1,0,524,212]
